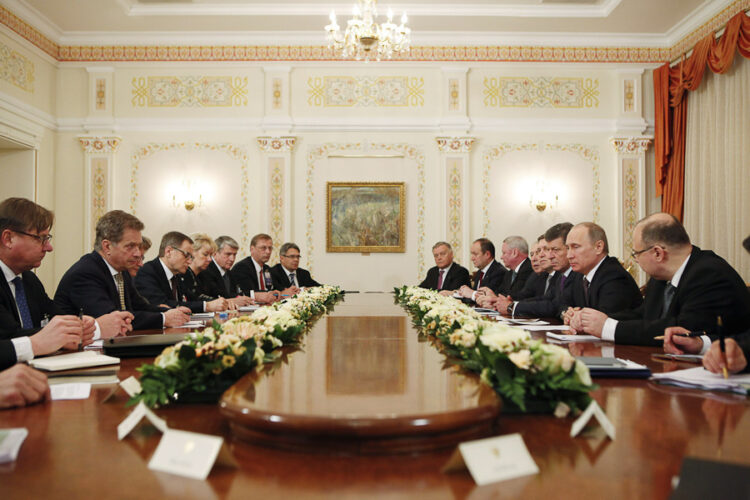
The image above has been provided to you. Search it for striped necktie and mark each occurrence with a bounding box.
[11,276,33,329]
[114,273,126,310]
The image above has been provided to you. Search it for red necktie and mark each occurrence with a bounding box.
[437,269,445,290]
[476,271,484,290]
[259,268,266,290]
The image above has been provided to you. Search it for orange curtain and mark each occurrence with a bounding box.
[653,12,750,221]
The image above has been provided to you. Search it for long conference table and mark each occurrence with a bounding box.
[2,292,750,499]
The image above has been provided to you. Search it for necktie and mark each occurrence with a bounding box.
[582,277,590,306]
[289,272,297,287]
[476,271,484,290]
[222,272,232,296]
[511,270,518,285]
[559,273,568,292]
[544,274,553,294]
[170,276,179,301]
[437,269,445,290]
[259,268,266,291]
[11,277,33,329]
[114,273,126,311]
[662,283,677,317]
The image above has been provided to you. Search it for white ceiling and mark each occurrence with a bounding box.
[2,0,733,47]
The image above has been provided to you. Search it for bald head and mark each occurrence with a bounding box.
[636,213,691,249]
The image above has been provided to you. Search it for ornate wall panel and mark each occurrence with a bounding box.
[483,77,599,108]
[306,77,424,107]
[0,40,34,92]
[131,76,248,107]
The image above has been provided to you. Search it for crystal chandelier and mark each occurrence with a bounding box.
[325,0,411,61]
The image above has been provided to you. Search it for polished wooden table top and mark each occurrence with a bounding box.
[2,293,750,499]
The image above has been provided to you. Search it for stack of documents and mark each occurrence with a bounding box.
[651,367,750,394]
[29,351,120,371]
[578,357,651,378]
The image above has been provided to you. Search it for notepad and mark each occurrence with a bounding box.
[651,367,750,395]
[29,351,120,372]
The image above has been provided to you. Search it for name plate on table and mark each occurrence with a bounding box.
[148,429,236,480]
[443,433,539,486]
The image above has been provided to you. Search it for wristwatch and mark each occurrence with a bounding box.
[506,303,513,315]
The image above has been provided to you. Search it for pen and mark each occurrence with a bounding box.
[653,331,705,340]
[718,316,729,379]
[78,307,84,351]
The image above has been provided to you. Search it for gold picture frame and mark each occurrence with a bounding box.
[326,182,406,253]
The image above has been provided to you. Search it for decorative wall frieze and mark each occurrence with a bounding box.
[257,136,296,153]
[131,76,248,107]
[610,137,652,155]
[307,76,424,107]
[435,137,476,153]
[0,40,34,92]
[78,135,121,154]
[483,77,599,108]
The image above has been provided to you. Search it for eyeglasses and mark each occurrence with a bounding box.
[12,229,53,245]
[281,254,301,259]
[630,245,654,259]
[170,246,194,260]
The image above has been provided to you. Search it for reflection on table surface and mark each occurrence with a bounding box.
[1,292,749,500]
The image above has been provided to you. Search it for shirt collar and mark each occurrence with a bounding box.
[480,261,493,274]
[159,258,174,281]
[563,266,573,277]
[102,256,120,277]
[513,258,527,273]
[212,258,225,277]
[585,255,607,283]
[439,263,453,274]
[0,258,19,283]
[670,254,691,288]
[251,257,263,273]
[281,264,295,276]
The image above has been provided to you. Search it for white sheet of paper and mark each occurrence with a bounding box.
[651,367,750,394]
[119,376,142,397]
[170,321,204,329]
[190,313,214,319]
[546,332,602,342]
[148,429,225,480]
[118,402,168,440]
[570,400,615,440]
[0,428,28,464]
[50,383,91,400]
[237,305,260,312]
[29,351,120,371]
[84,339,104,350]
[521,325,572,331]
[458,433,539,486]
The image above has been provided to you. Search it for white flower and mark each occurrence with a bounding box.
[508,349,532,370]
[574,359,592,386]
[448,328,477,348]
[155,345,180,368]
[479,324,530,353]
[537,343,576,373]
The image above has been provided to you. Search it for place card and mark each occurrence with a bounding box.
[570,400,615,440]
[0,428,28,464]
[148,429,237,480]
[50,383,91,400]
[442,433,539,486]
[117,402,168,440]
[119,376,142,397]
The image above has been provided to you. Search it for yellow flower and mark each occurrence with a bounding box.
[222,355,236,368]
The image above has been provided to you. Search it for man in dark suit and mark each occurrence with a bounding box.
[55,210,190,330]
[457,238,505,303]
[271,242,321,290]
[231,233,285,304]
[511,237,551,301]
[135,232,228,313]
[501,223,578,318]
[562,222,642,329]
[197,235,254,307]
[0,198,131,365]
[418,241,471,293]
[579,213,750,345]
[496,236,533,296]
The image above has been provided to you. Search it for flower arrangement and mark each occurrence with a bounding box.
[129,285,343,408]
[395,286,595,414]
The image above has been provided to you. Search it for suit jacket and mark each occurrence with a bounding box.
[514,269,579,318]
[419,263,471,291]
[610,246,750,346]
[231,257,274,294]
[270,264,321,289]
[198,260,238,299]
[0,269,61,339]
[180,267,217,302]
[471,261,506,292]
[512,271,548,301]
[496,258,533,297]
[559,256,643,316]
[135,258,204,313]
[0,338,16,370]
[54,251,164,330]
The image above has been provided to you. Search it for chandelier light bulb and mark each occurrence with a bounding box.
[387,8,393,22]
[329,10,337,23]
[401,12,408,24]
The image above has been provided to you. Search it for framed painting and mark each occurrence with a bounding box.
[326,182,406,253]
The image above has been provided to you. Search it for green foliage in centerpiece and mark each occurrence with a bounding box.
[129,286,343,408]
[394,286,595,414]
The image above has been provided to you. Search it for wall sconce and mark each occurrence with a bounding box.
[171,181,204,211]
[529,180,558,212]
